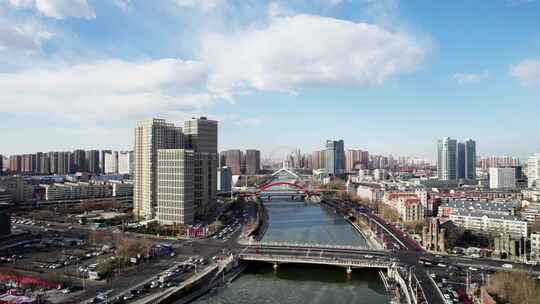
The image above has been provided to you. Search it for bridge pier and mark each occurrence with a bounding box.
[346,266,352,279]
[273,262,279,271]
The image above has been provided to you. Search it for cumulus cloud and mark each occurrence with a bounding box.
[452,70,489,84]
[0,58,214,122]
[0,20,53,54]
[172,0,225,11]
[510,59,540,87]
[200,14,426,98]
[7,0,96,19]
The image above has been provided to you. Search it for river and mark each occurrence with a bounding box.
[194,197,389,304]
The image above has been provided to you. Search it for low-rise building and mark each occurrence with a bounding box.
[422,217,458,252]
[110,181,134,197]
[383,192,425,221]
[449,211,528,237]
[42,182,114,201]
[0,188,12,204]
[438,200,518,217]
[355,183,385,203]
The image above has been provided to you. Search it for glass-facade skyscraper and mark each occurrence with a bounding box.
[325,139,345,175]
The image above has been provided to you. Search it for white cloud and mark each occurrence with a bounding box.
[0,19,53,54]
[201,14,426,97]
[452,70,489,84]
[510,59,540,87]
[172,0,225,11]
[0,58,214,122]
[7,0,96,19]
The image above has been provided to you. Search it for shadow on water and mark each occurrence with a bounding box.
[245,261,387,295]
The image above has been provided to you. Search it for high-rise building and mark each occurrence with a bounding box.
[325,139,345,175]
[134,118,184,220]
[117,151,133,175]
[72,149,86,172]
[457,143,465,179]
[86,150,100,174]
[103,151,118,174]
[528,153,540,188]
[40,154,50,174]
[437,137,458,180]
[9,155,22,173]
[479,156,520,170]
[218,166,232,193]
[311,150,326,170]
[183,117,218,154]
[245,150,261,175]
[464,139,476,180]
[57,152,70,175]
[156,149,194,225]
[489,167,516,189]
[101,150,112,174]
[0,155,3,175]
[184,117,218,219]
[220,150,243,175]
[346,149,369,172]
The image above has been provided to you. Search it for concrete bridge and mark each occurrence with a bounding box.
[237,242,395,273]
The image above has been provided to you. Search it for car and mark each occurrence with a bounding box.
[437,263,447,268]
[501,263,513,269]
[364,255,374,259]
[60,288,71,294]
[123,293,134,300]
[468,266,478,271]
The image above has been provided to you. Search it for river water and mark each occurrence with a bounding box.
[194,197,389,304]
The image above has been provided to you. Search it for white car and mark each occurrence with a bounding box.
[501,263,513,269]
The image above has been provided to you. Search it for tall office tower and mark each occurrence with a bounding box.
[183,117,218,154]
[156,149,194,225]
[489,167,516,189]
[72,149,86,172]
[117,151,133,175]
[325,139,345,175]
[528,153,540,188]
[184,117,218,219]
[437,137,458,180]
[457,143,466,179]
[220,150,243,175]
[86,150,100,174]
[245,150,261,175]
[464,139,476,180]
[311,150,326,170]
[0,155,2,175]
[218,166,232,193]
[134,118,184,220]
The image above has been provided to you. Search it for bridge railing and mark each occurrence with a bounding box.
[238,253,392,268]
[238,241,374,251]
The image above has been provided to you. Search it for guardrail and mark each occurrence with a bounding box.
[238,241,372,251]
[238,253,392,268]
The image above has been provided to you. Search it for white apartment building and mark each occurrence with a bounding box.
[104,151,118,174]
[156,149,194,225]
[118,151,133,175]
[42,182,114,201]
[528,153,540,188]
[489,167,516,189]
[355,183,385,203]
[449,211,528,237]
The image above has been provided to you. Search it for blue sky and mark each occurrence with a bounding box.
[0,0,539,160]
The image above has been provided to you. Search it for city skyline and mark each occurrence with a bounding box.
[1,0,539,158]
